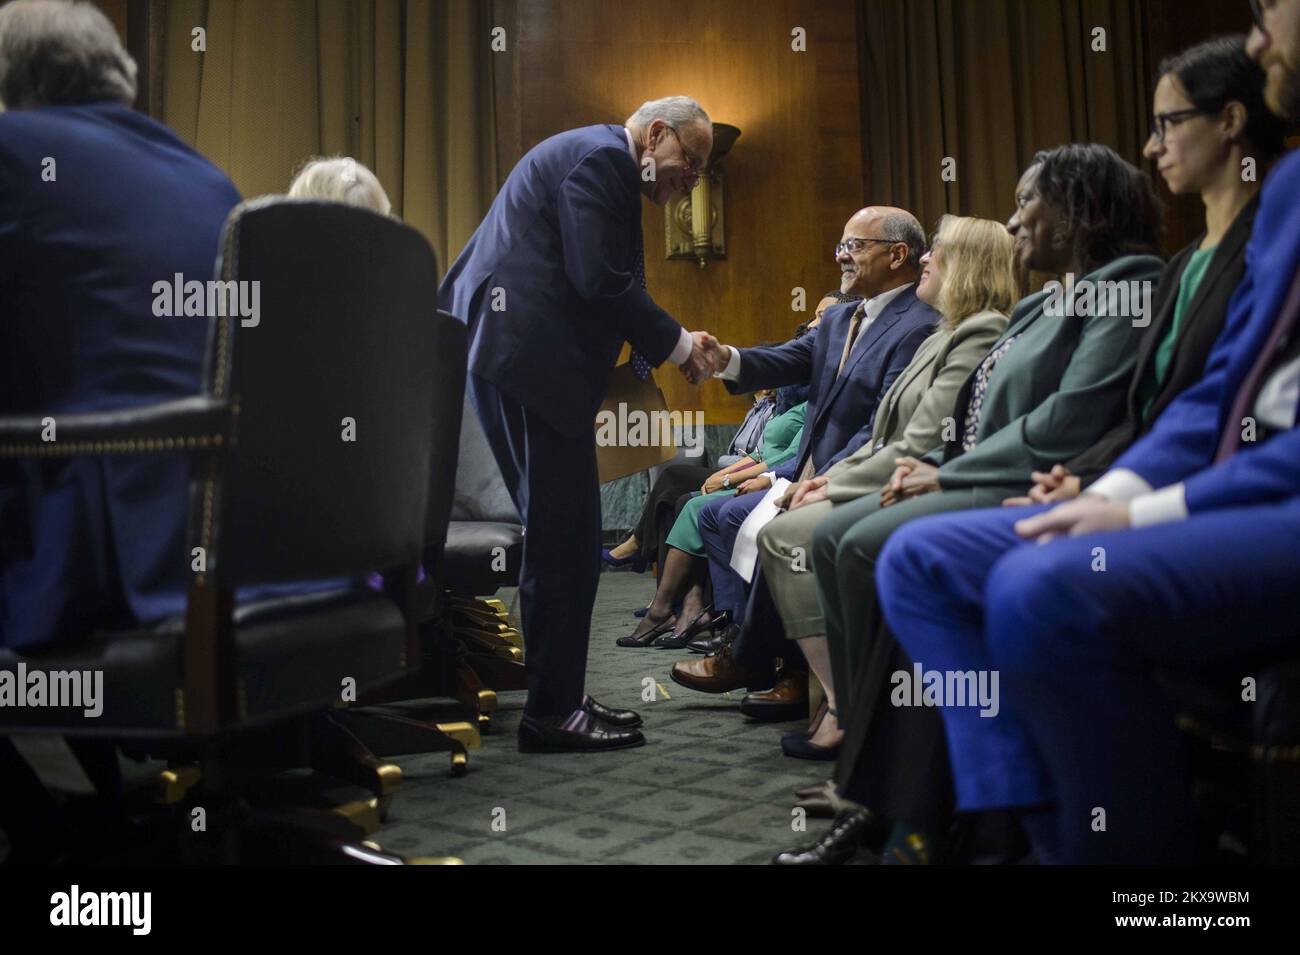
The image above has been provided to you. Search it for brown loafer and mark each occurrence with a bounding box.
[740,668,809,722]
[669,644,769,694]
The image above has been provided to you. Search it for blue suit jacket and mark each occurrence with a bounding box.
[439,124,684,438]
[0,104,242,649]
[726,288,938,477]
[1113,149,1300,513]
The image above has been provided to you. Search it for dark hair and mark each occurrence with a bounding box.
[1157,34,1286,161]
[1029,143,1163,274]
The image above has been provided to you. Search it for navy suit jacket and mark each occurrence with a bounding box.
[1113,149,1300,513]
[726,288,938,477]
[439,124,684,438]
[0,103,242,649]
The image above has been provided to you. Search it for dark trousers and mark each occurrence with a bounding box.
[468,373,602,718]
[633,464,713,568]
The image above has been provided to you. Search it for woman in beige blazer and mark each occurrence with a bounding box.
[755,214,1018,757]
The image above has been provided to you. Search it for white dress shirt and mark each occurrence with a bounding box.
[714,283,914,381]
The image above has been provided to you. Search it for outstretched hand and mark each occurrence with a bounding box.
[680,331,725,384]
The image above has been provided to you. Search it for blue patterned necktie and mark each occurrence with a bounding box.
[630,231,651,380]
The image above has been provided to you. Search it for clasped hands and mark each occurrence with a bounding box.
[679,331,728,385]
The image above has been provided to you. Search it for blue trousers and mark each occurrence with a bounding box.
[878,498,1300,863]
[696,490,765,624]
[468,373,602,718]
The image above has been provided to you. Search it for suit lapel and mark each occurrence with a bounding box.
[816,292,914,422]
[1162,199,1257,372]
[1125,244,1192,412]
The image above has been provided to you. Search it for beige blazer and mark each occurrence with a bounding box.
[823,308,1008,502]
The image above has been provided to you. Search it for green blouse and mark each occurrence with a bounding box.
[665,402,807,557]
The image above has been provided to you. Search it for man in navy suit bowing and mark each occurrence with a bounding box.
[439,96,720,752]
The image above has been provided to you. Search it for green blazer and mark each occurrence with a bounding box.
[933,253,1166,491]
[823,309,1008,502]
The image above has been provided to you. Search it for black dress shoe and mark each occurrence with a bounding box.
[582,695,642,728]
[771,809,884,865]
[687,620,736,655]
[652,604,715,649]
[518,714,645,753]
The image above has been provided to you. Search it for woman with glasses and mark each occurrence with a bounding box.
[1010,35,1286,505]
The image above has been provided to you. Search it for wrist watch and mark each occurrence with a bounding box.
[722,474,731,489]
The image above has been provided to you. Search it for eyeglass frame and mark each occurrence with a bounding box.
[834,236,910,257]
[1148,107,1208,145]
[663,124,706,179]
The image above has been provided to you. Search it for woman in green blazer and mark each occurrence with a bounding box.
[790,145,1165,773]
[754,214,1018,747]
[616,400,807,647]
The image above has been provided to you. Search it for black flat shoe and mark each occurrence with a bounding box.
[780,699,829,747]
[583,695,642,728]
[616,615,676,648]
[780,735,840,760]
[686,613,733,654]
[518,714,646,753]
[652,604,715,649]
[771,809,884,865]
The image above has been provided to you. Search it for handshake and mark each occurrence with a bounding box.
[679,330,729,385]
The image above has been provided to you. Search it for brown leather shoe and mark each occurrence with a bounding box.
[669,643,768,694]
[740,668,808,721]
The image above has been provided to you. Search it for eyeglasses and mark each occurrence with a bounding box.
[1149,108,1206,144]
[834,236,903,257]
[665,125,705,178]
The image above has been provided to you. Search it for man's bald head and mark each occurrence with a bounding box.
[836,206,925,298]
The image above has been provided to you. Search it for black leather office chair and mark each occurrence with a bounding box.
[0,198,465,863]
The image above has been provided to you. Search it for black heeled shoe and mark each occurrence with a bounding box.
[652,605,716,649]
[616,615,676,648]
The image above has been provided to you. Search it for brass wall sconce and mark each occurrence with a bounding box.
[666,123,740,268]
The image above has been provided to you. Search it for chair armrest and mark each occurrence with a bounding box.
[0,396,229,459]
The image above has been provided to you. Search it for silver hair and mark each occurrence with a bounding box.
[626,95,710,134]
[881,211,926,271]
[289,157,393,216]
[0,0,137,109]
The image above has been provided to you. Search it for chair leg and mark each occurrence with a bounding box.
[308,711,403,797]
[452,660,499,731]
[331,707,480,777]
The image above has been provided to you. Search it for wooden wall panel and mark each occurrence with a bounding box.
[491,0,863,424]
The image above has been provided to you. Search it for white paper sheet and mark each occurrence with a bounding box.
[728,476,792,584]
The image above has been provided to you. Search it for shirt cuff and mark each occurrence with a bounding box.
[668,327,693,366]
[714,345,742,381]
[1128,483,1189,527]
[1085,467,1153,503]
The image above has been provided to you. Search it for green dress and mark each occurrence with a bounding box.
[665,402,807,556]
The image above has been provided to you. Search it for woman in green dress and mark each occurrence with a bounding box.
[616,401,806,648]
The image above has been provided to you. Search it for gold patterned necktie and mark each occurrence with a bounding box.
[835,302,868,378]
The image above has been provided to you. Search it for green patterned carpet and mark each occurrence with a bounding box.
[374,572,823,864]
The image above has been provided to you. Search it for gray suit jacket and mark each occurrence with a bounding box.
[823,309,1009,502]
